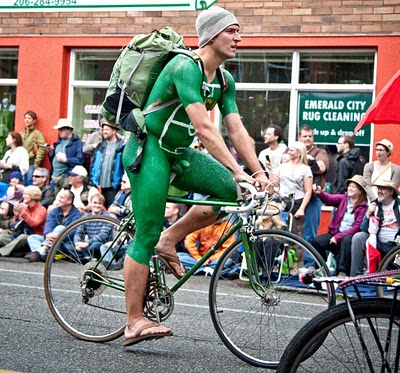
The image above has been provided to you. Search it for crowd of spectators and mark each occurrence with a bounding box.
[1,110,399,280]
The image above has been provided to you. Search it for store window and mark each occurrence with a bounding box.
[0,49,18,158]
[69,50,120,140]
[221,50,375,179]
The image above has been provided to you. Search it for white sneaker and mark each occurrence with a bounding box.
[299,266,315,274]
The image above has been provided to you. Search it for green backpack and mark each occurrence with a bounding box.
[101,27,226,173]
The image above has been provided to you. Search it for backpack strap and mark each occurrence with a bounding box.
[216,67,228,93]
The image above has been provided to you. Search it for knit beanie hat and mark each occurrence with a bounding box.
[196,6,239,48]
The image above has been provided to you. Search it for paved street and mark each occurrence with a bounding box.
[0,257,272,373]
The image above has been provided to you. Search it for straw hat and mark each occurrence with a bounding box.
[373,179,398,196]
[376,139,394,156]
[346,174,367,194]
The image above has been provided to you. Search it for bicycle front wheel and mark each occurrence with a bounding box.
[44,216,133,342]
[277,298,400,372]
[209,229,335,369]
[376,245,400,297]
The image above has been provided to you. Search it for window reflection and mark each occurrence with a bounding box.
[299,53,374,84]
[74,51,119,81]
[0,50,18,79]
[225,52,292,84]
[223,90,290,155]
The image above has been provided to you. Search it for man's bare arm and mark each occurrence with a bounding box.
[224,113,269,187]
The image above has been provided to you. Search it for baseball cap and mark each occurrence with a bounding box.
[68,165,88,178]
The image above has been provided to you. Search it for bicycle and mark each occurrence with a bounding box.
[277,269,400,372]
[375,242,400,297]
[43,181,335,369]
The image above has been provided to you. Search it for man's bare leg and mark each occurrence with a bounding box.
[156,205,219,275]
[124,255,172,339]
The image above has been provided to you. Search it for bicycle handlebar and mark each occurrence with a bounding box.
[221,182,285,216]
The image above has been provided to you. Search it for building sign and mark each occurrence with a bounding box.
[1,0,217,12]
[298,91,372,145]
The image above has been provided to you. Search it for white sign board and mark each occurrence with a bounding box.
[1,0,218,12]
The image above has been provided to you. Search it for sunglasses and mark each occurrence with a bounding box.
[32,175,44,178]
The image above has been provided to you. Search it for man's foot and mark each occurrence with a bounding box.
[156,250,185,279]
[123,320,173,346]
[24,251,45,262]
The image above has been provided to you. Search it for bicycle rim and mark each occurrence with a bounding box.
[209,229,335,368]
[277,298,400,372]
[377,245,400,297]
[44,216,132,342]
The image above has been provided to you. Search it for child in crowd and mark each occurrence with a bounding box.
[2,171,24,205]
[73,193,113,261]
[0,201,14,247]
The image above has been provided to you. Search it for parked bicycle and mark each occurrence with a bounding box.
[44,180,335,369]
[277,269,400,372]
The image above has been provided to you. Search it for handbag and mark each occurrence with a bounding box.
[32,131,38,155]
[11,219,26,238]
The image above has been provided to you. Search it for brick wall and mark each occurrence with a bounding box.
[1,0,400,36]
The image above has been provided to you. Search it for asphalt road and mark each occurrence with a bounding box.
[0,257,272,373]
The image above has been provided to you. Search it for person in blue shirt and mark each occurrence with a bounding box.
[25,189,82,262]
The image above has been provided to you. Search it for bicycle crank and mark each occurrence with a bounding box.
[143,275,174,323]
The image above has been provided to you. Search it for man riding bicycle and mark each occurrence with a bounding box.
[122,6,269,346]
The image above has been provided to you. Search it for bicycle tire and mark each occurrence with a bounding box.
[44,215,133,342]
[277,298,400,372]
[209,229,335,369]
[376,245,400,297]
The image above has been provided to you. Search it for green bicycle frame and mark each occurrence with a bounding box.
[85,194,265,296]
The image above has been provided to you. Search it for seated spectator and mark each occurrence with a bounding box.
[25,189,82,262]
[311,175,368,277]
[180,218,235,275]
[163,202,186,253]
[255,204,288,279]
[2,171,24,205]
[0,202,14,246]
[0,186,46,257]
[363,139,400,201]
[350,180,400,276]
[32,167,55,208]
[0,132,29,198]
[49,165,98,215]
[107,173,132,220]
[74,194,113,261]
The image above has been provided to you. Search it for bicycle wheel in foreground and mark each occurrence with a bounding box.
[376,245,400,297]
[209,229,335,369]
[277,298,400,372]
[44,216,133,342]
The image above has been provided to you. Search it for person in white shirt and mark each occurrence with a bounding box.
[258,125,287,172]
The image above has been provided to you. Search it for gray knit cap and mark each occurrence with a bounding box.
[196,6,239,48]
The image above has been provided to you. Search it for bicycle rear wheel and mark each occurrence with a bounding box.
[44,216,133,342]
[209,229,335,369]
[376,245,400,297]
[277,298,400,372]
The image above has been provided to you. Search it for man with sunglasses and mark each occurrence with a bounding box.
[32,167,55,208]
